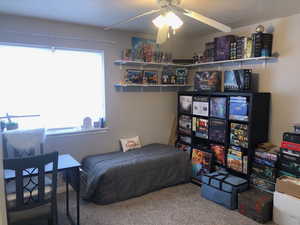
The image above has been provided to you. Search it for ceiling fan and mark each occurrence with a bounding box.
[104,0,231,44]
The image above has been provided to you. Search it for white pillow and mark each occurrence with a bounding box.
[120,136,142,152]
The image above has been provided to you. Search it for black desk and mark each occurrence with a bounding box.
[4,154,81,225]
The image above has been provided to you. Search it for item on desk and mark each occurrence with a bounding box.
[82,117,92,130]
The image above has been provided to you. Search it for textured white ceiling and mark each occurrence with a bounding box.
[1,0,300,35]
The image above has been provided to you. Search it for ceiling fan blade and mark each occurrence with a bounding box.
[104,9,161,30]
[156,24,169,44]
[170,6,231,33]
[183,9,231,32]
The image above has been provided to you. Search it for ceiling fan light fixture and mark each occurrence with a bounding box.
[165,11,183,30]
[152,11,183,30]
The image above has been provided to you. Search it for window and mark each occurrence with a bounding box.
[0,44,105,130]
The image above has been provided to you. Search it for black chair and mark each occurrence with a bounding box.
[4,152,59,225]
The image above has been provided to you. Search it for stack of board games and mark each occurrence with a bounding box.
[194,71,221,92]
[209,119,226,143]
[214,35,237,61]
[210,97,226,119]
[229,96,248,121]
[179,96,192,114]
[192,96,209,117]
[230,123,248,148]
[191,147,213,181]
[227,145,247,174]
[279,132,300,178]
[192,117,209,139]
[251,33,273,57]
[251,143,279,193]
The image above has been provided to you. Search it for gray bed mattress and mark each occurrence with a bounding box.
[80,143,191,204]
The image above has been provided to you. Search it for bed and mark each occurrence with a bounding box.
[80,143,191,204]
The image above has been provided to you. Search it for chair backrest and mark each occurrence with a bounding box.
[4,152,58,212]
[2,128,45,159]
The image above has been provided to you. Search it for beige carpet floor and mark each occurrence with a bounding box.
[18,183,276,225]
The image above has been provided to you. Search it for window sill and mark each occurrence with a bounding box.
[46,127,109,137]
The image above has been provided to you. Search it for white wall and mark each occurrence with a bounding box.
[0,14,188,160]
[187,13,300,146]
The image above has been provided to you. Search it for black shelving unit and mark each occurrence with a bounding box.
[177,91,271,185]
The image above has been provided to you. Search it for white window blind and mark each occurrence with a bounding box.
[0,44,105,129]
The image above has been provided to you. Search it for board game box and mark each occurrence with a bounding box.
[191,148,213,179]
[192,96,209,117]
[224,69,252,91]
[252,162,276,182]
[229,96,248,121]
[176,68,188,84]
[192,117,209,139]
[227,145,243,172]
[210,97,227,119]
[211,144,226,165]
[194,71,221,92]
[126,69,143,84]
[176,143,192,155]
[179,95,192,114]
[179,115,192,135]
[209,119,226,143]
[178,135,191,144]
[230,123,248,148]
[143,71,158,84]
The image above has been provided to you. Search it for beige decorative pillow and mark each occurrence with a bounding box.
[120,136,142,152]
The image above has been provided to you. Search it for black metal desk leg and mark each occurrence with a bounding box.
[65,168,80,225]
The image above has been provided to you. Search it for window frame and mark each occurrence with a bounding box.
[0,42,107,134]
